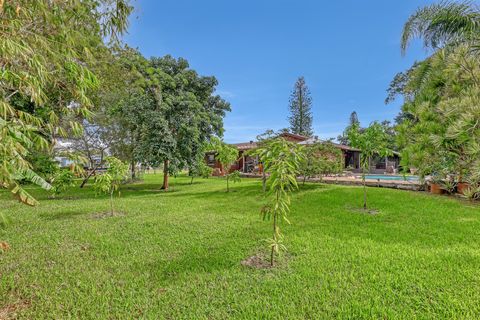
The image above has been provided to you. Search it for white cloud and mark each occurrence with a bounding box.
[216,90,236,98]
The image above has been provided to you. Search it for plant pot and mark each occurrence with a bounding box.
[430,183,444,195]
[457,182,470,195]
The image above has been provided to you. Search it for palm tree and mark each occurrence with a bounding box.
[401,1,480,54]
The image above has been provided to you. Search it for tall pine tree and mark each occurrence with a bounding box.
[288,77,313,136]
[349,111,360,127]
[337,111,361,145]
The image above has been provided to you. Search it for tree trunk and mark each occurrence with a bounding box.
[362,169,367,210]
[161,160,169,191]
[299,86,303,134]
[80,166,97,188]
[226,176,229,192]
[270,191,279,267]
[130,158,136,180]
[110,189,114,216]
[80,151,104,188]
[303,175,307,185]
[262,171,267,193]
[190,175,194,185]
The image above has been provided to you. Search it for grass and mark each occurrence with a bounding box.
[1,174,480,319]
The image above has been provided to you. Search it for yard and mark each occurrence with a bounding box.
[1,175,480,319]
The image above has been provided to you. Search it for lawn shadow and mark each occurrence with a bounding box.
[142,241,249,282]
[163,180,330,202]
[41,210,90,220]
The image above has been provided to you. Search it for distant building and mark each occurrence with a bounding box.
[206,132,401,175]
[53,140,75,168]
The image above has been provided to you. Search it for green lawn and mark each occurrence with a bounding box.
[1,175,480,319]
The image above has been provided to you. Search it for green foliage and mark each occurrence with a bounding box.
[209,138,239,191]
[395,47,480,190]
[193,161,214,179]
[28,151,60,182]
[288,77,313,136]
[51,170,76,197]
[213,140,238,170]
[463,184,480,201]
[199,163,213,179]
[94,174,114,197]
[94,157,129,215]
[347,122,392,209]
[226,170,241,191]
[255,138,304,266]
[337,111,361,145]
[441,179,457,195]
[131,55,231,189]
[300,142,343,183]
[189,156,213,184]
[401,1,480,54]
[0,0,132,205]
[395,2,480,199]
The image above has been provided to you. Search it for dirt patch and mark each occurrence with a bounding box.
[347,206,380,215]
[0,300,30,319]
[0,242,10,252]
[48,196,80,201]
[61,196,81,201]
[241,254,272,269]
[91,211,126,219]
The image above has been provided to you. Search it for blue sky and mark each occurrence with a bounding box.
[124,0,437,143]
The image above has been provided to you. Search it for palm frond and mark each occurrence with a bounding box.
[402,1,480,54]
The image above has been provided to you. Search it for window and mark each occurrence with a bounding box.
[207,154,215,165]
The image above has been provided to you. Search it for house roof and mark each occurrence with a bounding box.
[331,142,362,152]
[228,133,391,154]
[298,137,361,152]
[231,133,309,151]
[232,141,258,151]
[278,132,309,141]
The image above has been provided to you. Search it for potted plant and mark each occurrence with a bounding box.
[429,173,445,195]
[430,181,444,194]
[457,180,470,195]
[456,170,470,195]
[440,178,456,195]
[428,159,455,195]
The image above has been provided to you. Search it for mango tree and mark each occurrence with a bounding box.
[300,141,343,185]
[94,157,129,216]
[189,160,213,184]
[214,141,240,192]
[50,169,76,199]
[347,122,391,210]
[256,138,304,266]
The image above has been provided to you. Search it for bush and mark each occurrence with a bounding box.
[51,169,76,198]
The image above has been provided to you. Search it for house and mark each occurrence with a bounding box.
[53,138,106,170]
[205,132,305,175]
[298,136,401,173]
[205,140,260,176]
[206,132,401,175]
[298,137,362,171]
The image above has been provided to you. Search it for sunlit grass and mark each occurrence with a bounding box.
[1,174,479,319]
